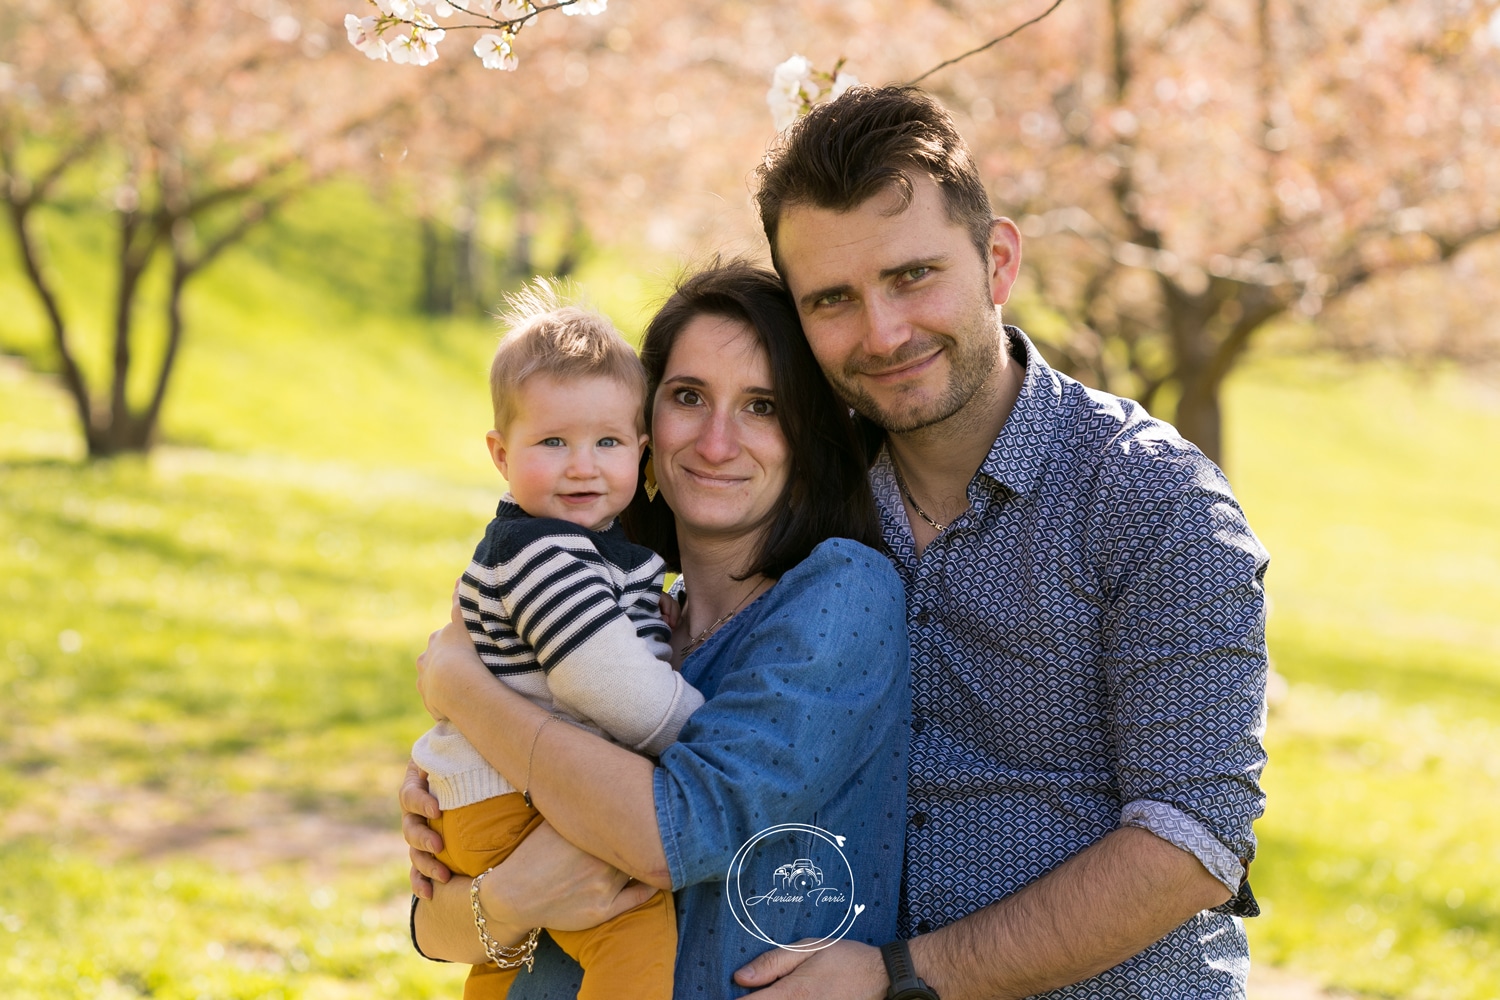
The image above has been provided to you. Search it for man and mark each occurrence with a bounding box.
[733,86,1268,999]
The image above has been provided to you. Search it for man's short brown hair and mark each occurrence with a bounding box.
[489,281,646,431]
[754,85,995,272]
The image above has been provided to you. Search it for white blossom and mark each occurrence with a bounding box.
[767,54,818,131]
[494,0,532,20]
[829,70,859,102]
[475,32,519,70]
[562,0,607,15]
[389,25,444,65]
[345,13,389,60]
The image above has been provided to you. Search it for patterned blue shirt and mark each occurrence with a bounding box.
[886,329,1268,997]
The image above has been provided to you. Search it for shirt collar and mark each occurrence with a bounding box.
[973,327,1062,498]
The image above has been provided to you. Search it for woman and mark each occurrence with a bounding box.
[403,262,910,997]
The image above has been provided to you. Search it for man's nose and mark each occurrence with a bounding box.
[861,295,912,358]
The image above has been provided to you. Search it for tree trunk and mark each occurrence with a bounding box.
[419,215,452,315]
[3,196,96,449]
[1173,373,1224,467]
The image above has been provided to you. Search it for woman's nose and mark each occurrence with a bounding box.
[694,410,740,463]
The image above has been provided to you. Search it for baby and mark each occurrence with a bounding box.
[412,286,700,999]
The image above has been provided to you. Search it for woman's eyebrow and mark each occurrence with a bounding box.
[661,374,775,396]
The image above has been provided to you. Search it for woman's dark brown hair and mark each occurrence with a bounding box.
[620,260,881,578]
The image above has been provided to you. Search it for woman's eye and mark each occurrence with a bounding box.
[673,389,702,406]
[748,398,776,416]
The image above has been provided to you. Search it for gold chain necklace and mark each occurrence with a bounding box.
[890,457,948,533]
[681,580,764,656]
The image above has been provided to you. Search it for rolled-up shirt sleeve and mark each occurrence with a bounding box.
[1102,462,1269,897]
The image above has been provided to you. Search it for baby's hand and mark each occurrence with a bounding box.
[658,592,682,630]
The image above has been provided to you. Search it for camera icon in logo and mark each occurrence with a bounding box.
[773,858,824,892]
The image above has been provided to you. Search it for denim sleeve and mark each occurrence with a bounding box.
[652,542,910,891]
[1100,456,1269,896]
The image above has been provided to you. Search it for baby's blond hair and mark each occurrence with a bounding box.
[489,280,646,431]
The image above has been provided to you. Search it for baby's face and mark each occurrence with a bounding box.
[488,374,646,531]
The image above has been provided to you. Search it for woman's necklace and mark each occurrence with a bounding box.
[681,579,765,656]
[890,457,949,533]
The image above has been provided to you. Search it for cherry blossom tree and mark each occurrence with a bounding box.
[920,0,1500,463]
[0,0,413,457]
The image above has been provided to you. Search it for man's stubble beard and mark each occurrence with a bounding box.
[830,294,1004,436]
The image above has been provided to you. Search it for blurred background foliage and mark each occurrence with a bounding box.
[2,0,1500,996]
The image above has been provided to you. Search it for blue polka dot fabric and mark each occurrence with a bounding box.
[886,329,1268,997]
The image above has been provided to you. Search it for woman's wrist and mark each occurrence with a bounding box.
[474,862,532,948]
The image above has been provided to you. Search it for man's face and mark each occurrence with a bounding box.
[775,173,1020,434]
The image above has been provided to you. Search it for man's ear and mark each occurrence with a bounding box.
[485,429,508,478]
[988,217,1023,306]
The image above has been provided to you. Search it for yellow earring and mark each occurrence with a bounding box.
[643,453,659,502]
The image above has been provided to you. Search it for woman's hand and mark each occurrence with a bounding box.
[484,822,661,932]
[411,818,662,964]
[415,583,490,723]
[400,760,450,899]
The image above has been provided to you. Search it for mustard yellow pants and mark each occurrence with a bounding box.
[432,792,675,1000]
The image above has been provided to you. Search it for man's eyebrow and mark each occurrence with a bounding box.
[878,253,950,280]
[796,283,852,310]
[797,254,953,309]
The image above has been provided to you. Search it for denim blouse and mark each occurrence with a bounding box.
[506,537,911,999]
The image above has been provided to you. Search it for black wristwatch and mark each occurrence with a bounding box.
[880,939,940,1000]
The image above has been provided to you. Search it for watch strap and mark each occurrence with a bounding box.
[880,939,939,999]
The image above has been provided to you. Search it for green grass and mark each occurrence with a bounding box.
[1226,359,1500,996]
[3,177,1499,996]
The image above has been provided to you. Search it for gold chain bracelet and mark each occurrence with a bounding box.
[469,866,540,972]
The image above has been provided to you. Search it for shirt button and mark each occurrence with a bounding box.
[912,609,929,627]
[916,920,933,934]
[911,717,926,735]
[910,811,929,830]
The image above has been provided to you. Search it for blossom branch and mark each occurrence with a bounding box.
[907,0,1070,86]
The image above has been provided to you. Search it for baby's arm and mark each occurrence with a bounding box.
[504,537,702,756]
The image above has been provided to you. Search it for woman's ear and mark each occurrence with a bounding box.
[485,429,508,478]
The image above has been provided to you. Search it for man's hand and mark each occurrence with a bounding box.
[734,940,887,1000]
[400,759,449,898]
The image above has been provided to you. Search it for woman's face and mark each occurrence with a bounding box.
[652,313,790,548]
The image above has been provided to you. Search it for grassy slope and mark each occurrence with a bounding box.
[1227,360,1500,995]
[3,183,1498,996]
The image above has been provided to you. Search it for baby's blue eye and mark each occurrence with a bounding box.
[598,437,621,447]
[541,437,565,447]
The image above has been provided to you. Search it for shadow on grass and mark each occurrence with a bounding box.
[1272,634,1500,719]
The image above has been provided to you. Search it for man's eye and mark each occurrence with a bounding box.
[814,292,849,308]
[903,266,931,282]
